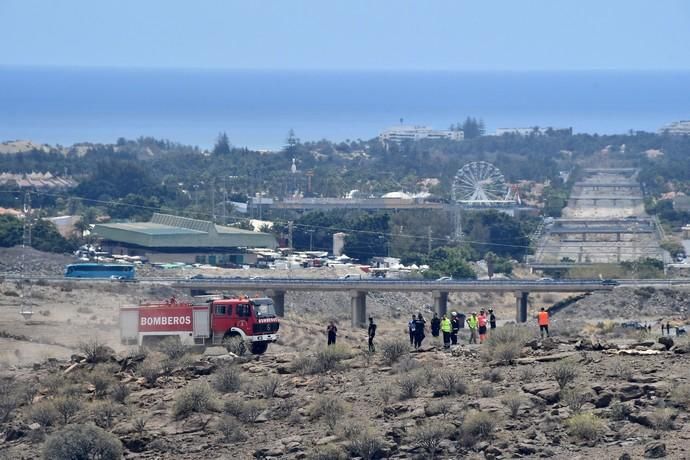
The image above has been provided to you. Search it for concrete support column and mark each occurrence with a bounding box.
[616,232,621,242]
[350,291,367,328]
[432,291,449,317]
[515,291,529,323]
[266,289,286,317]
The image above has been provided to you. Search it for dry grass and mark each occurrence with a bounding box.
[310,395,346,431]
[566,413,605,441]
[414,421,446,458]
[212,364,242,393]
[552,360,578,389]
[380,338,409,366]
[173,383,216,419]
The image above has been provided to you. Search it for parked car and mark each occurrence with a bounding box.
[339,274,362,280]
[602,279,619,286]
[537,277,554,281]
[436,276,452,281]
[621,321,645,330]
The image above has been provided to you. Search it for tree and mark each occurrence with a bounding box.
[0,215,22,247]
[213,132,232,155]
[424,246,475,279]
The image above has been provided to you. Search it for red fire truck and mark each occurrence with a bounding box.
[120,296,279,354]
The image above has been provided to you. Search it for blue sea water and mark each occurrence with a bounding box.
[1,67,689,150]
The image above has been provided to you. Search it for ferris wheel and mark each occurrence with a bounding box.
[452,161,508,203]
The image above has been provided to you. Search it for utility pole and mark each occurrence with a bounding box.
[20,192,33,320]
[308,229,315,251]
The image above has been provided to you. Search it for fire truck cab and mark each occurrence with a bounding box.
[120,296,279,355]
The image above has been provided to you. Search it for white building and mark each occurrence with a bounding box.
[379,125,463,144]
[659,120,690,135]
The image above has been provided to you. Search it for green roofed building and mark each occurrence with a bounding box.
[94,213,277,266]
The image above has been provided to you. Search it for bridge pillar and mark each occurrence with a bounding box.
[616,232,621,242]
[350,291,367,328]
[266,289,286,317]
[515,291,529,323]
[432,291,449,317]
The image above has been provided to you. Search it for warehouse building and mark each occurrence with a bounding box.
[94,213,277,266]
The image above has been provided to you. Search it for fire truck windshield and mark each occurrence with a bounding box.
[252,299,276,318]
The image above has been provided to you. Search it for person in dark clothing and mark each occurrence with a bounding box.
[450,313,460,345]
[326,321,338,346]
[666,322,671,335]
[430,313,441,338]
[368,317,377,352]
[414,313,426,349]
[489,309,497,330]
[408,315,416,346]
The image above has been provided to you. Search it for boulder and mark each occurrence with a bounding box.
[658,337,674,350]
[673,342,690,354]
[617,384,644,401]
[644,441,666,458]
[522,382,560,404]
[650,343,667,352]
[541,337,560,351]
[593,391,614,408]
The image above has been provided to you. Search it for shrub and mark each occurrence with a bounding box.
[561,388,591,413]
[310,395,346,431]
[378,385,393,404]
[53,396,82,424]
[257,375,280,398]
[111,382,130,404]
[394,356,419,373]
[502,395,524,418]
[138,358,162,385]
[566,413,605,441]
[380,338,409,365]
[479,384,495,398]
[91,401,119,429]
[481,325,530,363]
[173,383,215,419]
[414,421,446,459]
[28,400,59,427]
[397,372,423,400]
[223,336,247,356]
[77,306,94,314]
[435,369,467,396]
[482,368,503,383]
[90,367,114,398]
[609,401,631,421]
[223,398,265,423]
[461,411,496,446]
[78,339,112,364]
[518,366,538,383]
[216,414,247,442]
[670,383,690,409]
[42,423,123,460]
[650,408,675,431]
[273,398,298,419]
[212,364,242,393]
[338,419,362,440]
[0,378,22,422]
[132,416,147,436]
[552,360,578,389]
[312,346,352,373]
[158,336,187,360]
[308,444,348,460]
[347,430,384,460]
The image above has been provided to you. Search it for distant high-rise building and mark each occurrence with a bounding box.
[379,125,463,145]
[659,120,690,135]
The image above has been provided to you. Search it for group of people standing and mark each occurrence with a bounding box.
[433,309,497,348]
[408,314,427,349]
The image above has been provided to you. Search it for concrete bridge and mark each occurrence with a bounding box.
[170,278,618,327]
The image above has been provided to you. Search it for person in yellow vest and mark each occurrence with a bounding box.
[538,307,550,338]
[467,312,478,344]
[440,314,452,349]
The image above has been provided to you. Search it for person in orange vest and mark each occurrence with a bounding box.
[538,307,550,338]
[477,309,488,344]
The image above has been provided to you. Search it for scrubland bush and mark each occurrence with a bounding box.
[53,396,82,424]
[482,368,503,383]
[347,430,385,460]
[28,400,59,427]
[258,375,280,398]
[380,338,409,365]
[338,419,362,440]
[132,416,147,436]
[502,395,524,418]
[292,346,352,375]
[212,364,242,393]
[609,401,631,421]
[479,384,495,398]
[435,369,467,396]
[216,414,247,442]
[552,360,578,389]
[138,358,162,385]
[394,356,419,373]
[481,325,530,363]
[414,421,446,459]
[566,412,605,440]
[173,383,215,419]
[223,336,247,356]
[0,378,22,422]
[650,408,675,431]
[78,339,112,364]
[461,411,496,446]
[308,444,348,460]
[224,397,266,423]
[378,385,393,404]
[518,366,538,383]
[397,372,423,399]
[111,382,130,404]
[158,336,187,360]
[273,398,298,419]
[91,400,119,429]
[42,423,122,460]
[310,395,346,430]
[670,383,690,409]
[90,367,115,398]
[561,388,591,413]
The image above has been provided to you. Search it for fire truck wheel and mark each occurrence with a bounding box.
[250,342,269,355]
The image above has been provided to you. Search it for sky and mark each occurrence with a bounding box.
[1,0,690,71]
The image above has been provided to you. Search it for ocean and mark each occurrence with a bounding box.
[1,67,689,150]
